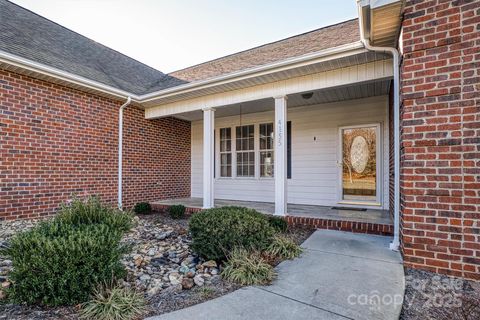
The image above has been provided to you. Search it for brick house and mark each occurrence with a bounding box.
[0,0,478,281]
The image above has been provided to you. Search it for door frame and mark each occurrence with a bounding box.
[337,123,382,207]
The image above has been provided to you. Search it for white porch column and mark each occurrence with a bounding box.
[202,107,215,209]
[274,96,287,216]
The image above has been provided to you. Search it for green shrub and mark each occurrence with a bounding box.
[189,206,274,261]
[133,202,152,215]
[57,197,133,232]
[221,248,275,285]
[267,216,288,232]
[2,197,133,306]
[266,234,303,260]
[80,283,147,320]
[169,204,186,219]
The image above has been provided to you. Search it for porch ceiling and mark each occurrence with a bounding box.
[173,78,391,121]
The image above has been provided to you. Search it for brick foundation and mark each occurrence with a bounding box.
[0,69,191,220]
[151,203,393,236]
[400,0,480,280]
[286,216,393,236]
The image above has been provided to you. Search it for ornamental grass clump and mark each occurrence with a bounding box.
[189,206,275,261]
[266,234,303,260]
[57,196,133,232]
[1,197,133,306]
[221,248,275,286]
[80,283,147,320]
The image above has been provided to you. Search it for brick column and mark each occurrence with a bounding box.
[400,0,480,280]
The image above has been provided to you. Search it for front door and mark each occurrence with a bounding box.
[338,124,381,206]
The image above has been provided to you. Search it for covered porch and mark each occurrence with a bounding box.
[144,45,400,244]
[152,197,393,235]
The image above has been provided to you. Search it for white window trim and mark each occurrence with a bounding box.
[215,122,276,180]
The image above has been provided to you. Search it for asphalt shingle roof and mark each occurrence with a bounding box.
[0,0,360,95]
[0,0,186,95]
[169,19,360,82]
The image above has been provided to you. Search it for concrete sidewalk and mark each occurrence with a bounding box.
[147,230,405,320]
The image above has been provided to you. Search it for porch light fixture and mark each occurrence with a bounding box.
[301,92,314,100]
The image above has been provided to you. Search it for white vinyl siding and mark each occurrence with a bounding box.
[191,95,390,209]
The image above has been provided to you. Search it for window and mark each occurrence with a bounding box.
[236,125,255,177]
[216,122,291,179]
[259,123,274,177]
[219,128,232,177]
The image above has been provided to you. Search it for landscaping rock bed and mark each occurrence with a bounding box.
[400,268,480,320]
[0,212,314,319]
[120,214,223,296]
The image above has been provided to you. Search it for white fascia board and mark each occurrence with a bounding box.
[0,41,366,105]
[0,50,138,101]
[138,41,366,103]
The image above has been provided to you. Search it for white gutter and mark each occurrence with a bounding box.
[0,50,139,100]
[118,96,132,209]
[357,1,400,251]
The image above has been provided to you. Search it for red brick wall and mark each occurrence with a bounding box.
[400,0,480,280]
[0,69,191,220]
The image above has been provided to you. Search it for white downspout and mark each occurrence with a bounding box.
[357,2,400,251]
[118,97,132,209]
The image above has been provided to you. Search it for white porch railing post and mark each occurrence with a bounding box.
[202,107,215,209]
[274,96,287,216]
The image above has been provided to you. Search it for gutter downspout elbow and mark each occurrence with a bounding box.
[118,96,132,209]
[357,2,401,251]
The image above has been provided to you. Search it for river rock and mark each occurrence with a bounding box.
[202,260,217,268]
[182,278,194,290]
[194,274,205,287]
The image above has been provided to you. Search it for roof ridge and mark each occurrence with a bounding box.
[168,18,358,75]
[5,0,166,76]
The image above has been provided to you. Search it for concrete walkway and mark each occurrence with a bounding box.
[147,230,404,320]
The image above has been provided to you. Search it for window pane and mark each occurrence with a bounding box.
[220,153,231,177]
[259,123,274,177]
[260,151,274,177]
[259,123,274,150]
[219,128,232,177]
[260,136,266,149]
[236,151,255,177]
[220,128,231,152]
[221,153,231,164]
[222,165,231,177]
[236,125,254,151]
[237,165,243,176]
